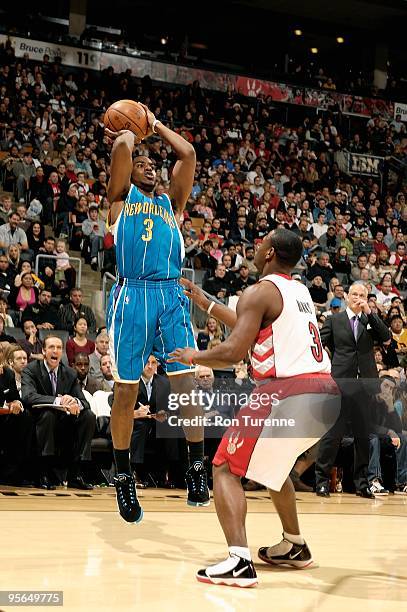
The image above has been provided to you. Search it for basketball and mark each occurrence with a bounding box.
[104,99,150,140]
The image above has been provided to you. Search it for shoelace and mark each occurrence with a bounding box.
[198,473,207,493]
[187,468,207,493]
[116,478,137,506]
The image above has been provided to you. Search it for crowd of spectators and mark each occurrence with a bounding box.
[0,38,406,494]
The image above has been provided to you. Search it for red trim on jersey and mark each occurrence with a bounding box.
[251,323,276,379]
[273,273,292,280]
[252,345,274,363]
[255,324,273,344]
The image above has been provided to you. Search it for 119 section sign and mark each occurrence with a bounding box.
[0,35,100,69]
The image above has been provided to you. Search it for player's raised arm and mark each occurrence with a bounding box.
[106,129,136,223]
[180,278,238,329]
[170,283,273,369]
[146,112,195,215]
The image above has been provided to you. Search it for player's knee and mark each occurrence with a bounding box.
[112,383,139,410]
[213,462,233,480]
[170,372,194,394]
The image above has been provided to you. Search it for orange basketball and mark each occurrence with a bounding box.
[104,100,149,140]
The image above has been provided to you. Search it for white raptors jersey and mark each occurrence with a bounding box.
[251,273,331,380]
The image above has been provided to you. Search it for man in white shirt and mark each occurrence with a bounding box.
[0,212,29,252]
[312,213,328,240]
[376,278,398,308]
[8,346,28,397]
[100,355,115,390]
[89,332,109,382]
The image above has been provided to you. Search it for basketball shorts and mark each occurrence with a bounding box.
[106,278,196,383]
[213,373,341,492]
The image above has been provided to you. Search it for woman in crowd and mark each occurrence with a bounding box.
[65,316,95,366]
[26,223,45,260]
[9,272,38,313]
[70,195,88,250]
[6,244,21,281]
[333,246,352,278]
[374,347,385,372]
[98,196,110,223]
[0,316,16,343]
[193,193,214,220]
[0,297,14,327]
[14,261,44,291]
[387,305,403,322]
[197,316,225,350]
[366,252,380,283]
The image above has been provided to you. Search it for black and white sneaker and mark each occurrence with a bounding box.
[196,554,258,588]
[369,479,389,496]
[114,473,144,523]
[185,461,210,507]
[258,536,316,569]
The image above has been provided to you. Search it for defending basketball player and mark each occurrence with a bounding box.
[169,229,341,587]
[105,103,209,524]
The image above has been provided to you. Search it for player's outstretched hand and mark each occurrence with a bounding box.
[104,128,141,146]
[180,278,210,311]
[168,347,198,365]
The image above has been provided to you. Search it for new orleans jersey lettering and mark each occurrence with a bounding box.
[113,184,185,280]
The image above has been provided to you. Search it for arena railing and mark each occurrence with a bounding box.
[102,272,116,311]
[35,254,82,288]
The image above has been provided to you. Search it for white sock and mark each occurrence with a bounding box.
[206,554,240,576]
[265,538,292,557]
[284,531,304,545]
[228,546,251,561]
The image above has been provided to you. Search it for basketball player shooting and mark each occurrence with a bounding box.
[170,229,340,587]
[105,103,209,524]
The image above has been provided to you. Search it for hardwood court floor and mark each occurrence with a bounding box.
[1,486,406,612]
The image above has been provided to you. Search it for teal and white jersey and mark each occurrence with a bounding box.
[113,184,184,280]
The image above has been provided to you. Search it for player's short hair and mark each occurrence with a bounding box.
[270,229,303,267]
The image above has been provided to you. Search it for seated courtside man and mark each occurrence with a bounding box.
[22,335,96,490]
[130,355,172,484]
[0,361,33,486]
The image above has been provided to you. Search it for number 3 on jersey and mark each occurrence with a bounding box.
[309,322,323,363]
[142,218,154,242]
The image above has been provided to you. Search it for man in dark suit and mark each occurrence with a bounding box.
[315,283,391,498]
[130,354,173,486]
[22,335,96,490]
[73,352,110,394]
[0,366,33,485]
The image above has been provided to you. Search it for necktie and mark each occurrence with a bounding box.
[50,370,57,395]
[350,315,358,340]
[146,380,152,401]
